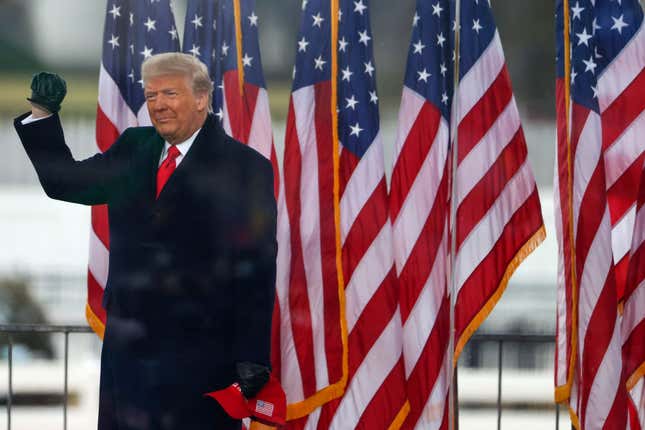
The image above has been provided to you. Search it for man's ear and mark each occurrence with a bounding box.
[196,92,208,112]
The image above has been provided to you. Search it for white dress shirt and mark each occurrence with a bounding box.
[158,128,201,167]
[21,113,52,125]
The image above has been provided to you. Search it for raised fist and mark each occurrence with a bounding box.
[27,72,67,113]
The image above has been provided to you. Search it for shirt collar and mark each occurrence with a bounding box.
[160,127,201,161]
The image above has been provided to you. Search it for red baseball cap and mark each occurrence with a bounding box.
[205,374,286,426]
[248,375,286,426]
[206,382,249,420]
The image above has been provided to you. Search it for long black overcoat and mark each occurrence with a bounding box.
[14,113,277,430]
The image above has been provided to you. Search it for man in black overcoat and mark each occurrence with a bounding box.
[13,53,277,430]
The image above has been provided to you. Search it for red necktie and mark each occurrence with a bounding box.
[156,145,181,198]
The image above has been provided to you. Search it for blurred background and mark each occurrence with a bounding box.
[0,0,570,428]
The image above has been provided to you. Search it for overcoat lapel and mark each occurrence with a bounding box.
[154,115,222,203]
[141,132,165,204]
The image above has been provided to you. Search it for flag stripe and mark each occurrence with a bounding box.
[411,350,450,430]
[340,139,387,246]
[285,90,325,398]
[456,128,526,247]
[393,3,544,428]
[86,271,107,335]
[222,71,255,142]
[608,156,644,229]
[95,106,121,154]
[572,111,601,239]
[392,116,449,271]
[598,23,645,112]
[455,188,542,340]
[455,163,538,295]
[389,90,433,220]
[247,88,274,160]
[455,98,521,205]
[612,205,638,267]
[403,296,450,427]
[602,70,645,155]
[456,31,505,124]
[358,359,408,429]
[456,68,513,164]
[312,82,345,390]
[398,175,449,323]
[344,227,394,333]
[88,225,109,288]
[555,0,631,418]
[97,64,137,137]
[389,115,440,219]
[342,193,388,287]
[281,0,408,424]
[347,270,399,376]
[402,226,448,375]
[623,284,645,380]
[580,280,623,428]
[623,156,645,393]
[327,313,403,430]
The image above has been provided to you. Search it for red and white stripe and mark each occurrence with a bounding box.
[390,86,451,429]
[452,33,543,358]
[554,74,574,395]
[555,74,628,430]
[598,21,645,302]
[390,30,544,429]
[276,77,408,427]
[221,70,280,190]
[88,64,147,336]
[275,83,346,415]
[623,159,645,429]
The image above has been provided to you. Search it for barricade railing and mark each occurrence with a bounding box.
[1,324,93,430]
[0,325,559,430]
[468,333,560,430]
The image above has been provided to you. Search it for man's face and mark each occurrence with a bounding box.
[144,74,208,145]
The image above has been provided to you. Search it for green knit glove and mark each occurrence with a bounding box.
[27,72,67,113]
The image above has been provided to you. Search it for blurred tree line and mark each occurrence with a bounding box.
[258,0,556,119]
[0,0,556,117]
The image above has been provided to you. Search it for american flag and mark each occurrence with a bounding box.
[89,0,179,337]
[554,0,631,427]
[275,0,408,427]
[624,159,645,429]
[390,1,545,427]
[255,399,275,417]
[593,0,645,426]
[182,0,279,184]
[594,0,645,304]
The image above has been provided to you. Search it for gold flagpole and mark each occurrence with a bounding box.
[448,0,462,429]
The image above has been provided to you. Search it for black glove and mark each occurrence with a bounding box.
[236,361,270,399]
[27,72,67,113]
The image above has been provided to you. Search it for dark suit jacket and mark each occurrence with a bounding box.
[14,113,277,430]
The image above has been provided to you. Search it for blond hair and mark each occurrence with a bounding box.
[141,52,213,113]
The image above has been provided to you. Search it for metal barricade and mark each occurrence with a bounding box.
[1,324,93,430]
[468,333,559,430]
[0,325,560,430]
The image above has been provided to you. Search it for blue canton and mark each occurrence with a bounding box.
[337,0,380,157]
[292,0,332,90]
[102,0,179,114]
[557,0,644,112]
[183,0,267,121]
[292,0,380,158]
[404,0,454,120]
